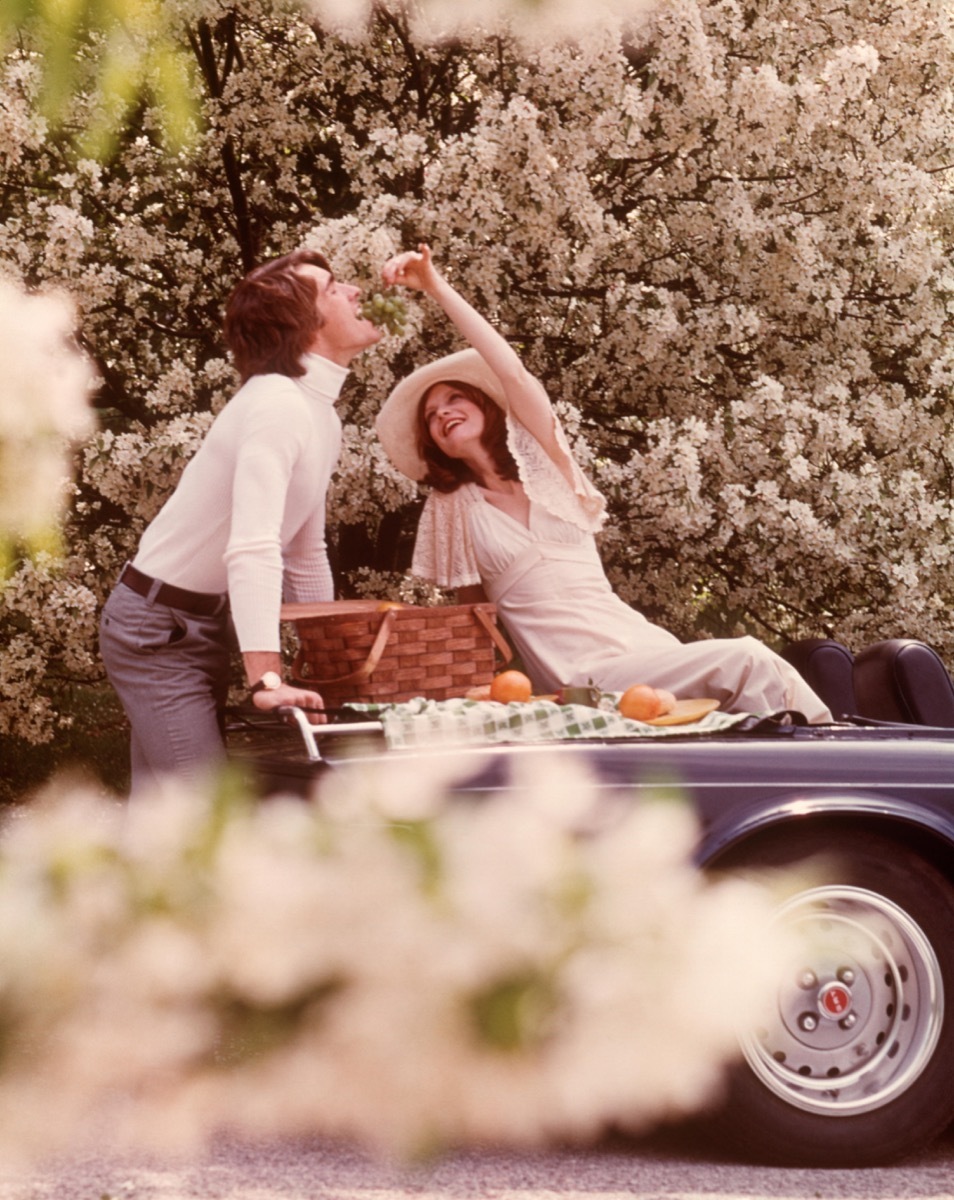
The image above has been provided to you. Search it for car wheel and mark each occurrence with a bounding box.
[713,829,954,1166]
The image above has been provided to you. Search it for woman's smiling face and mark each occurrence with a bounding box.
[421,383,487,457]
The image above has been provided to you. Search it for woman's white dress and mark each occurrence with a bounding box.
[411,417,832,722]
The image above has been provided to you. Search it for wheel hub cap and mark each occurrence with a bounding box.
[740,885,943,1116]
[818,980,852,1018]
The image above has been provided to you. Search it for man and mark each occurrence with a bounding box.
[100,249,381,794]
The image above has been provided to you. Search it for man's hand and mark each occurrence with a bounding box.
[251,682,326,725]
[244,652,326,725]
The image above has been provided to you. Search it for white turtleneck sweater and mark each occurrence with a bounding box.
[134,353,348,652]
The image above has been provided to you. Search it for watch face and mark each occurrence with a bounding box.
[261,671,282,690]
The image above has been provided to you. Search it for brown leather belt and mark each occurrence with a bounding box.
[120,563,228,617]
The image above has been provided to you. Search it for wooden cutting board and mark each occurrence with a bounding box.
[645,697,720,726]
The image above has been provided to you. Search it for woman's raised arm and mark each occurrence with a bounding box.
[381,244,561,456]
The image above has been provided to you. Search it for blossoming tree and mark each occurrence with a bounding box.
[2,0,953,748]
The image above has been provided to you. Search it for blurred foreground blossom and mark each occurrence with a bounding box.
[0,280,96,566]
[0,754,796,1163]
[0,0,196,157]
[308,0,657,39]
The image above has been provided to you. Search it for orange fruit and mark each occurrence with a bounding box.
[655,688,677,715]
[618,684,664,721]
[490,669,533,703]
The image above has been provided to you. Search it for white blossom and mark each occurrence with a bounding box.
[0,756,795,1161]
[4,0,954,744]
[0,281,96,553]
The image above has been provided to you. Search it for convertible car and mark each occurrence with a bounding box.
[230,636,954,1169]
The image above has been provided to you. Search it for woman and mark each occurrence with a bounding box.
[375,245,832,722]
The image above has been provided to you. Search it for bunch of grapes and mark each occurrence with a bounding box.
[361,289,409,336]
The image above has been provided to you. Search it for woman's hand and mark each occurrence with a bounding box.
[381,243,441,295]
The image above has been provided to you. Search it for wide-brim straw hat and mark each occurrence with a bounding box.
[375,347,506,482]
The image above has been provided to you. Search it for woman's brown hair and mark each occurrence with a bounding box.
[224,249,332,381]
[416,380,519,493]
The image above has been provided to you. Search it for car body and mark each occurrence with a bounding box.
[232,713,954,1168]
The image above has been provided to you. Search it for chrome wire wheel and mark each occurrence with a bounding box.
[741,885,944,1117]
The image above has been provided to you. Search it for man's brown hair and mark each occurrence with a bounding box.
[224,249,332,381]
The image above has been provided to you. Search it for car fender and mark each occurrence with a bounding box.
[696,789,954,873]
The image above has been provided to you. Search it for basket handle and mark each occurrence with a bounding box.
[472,604,514,664]
[292,606,398,686]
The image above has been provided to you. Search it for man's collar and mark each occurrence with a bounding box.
[298,352,349,402]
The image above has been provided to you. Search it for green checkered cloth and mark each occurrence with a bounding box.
[347,695,749,749]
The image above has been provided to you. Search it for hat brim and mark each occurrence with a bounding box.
[375,348,506,482]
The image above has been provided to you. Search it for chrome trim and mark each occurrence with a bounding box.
[277,707,383,763]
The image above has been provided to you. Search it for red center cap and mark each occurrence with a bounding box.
[819,982,852,1017]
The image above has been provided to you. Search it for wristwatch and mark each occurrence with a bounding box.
[250,671,283,696]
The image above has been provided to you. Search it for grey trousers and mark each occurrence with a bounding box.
[99,581,234,796]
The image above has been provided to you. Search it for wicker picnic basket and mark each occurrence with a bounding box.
[283,600,513,706]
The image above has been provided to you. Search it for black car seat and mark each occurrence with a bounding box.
[781,638,857,719]
[852,638,954,727]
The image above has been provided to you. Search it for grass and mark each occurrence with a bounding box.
[1,683,130,805]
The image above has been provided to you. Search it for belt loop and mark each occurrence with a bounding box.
[146,576,164,605]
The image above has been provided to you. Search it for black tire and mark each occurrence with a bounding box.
[710,828,954,1167]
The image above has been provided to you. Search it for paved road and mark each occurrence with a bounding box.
[4,1125,953,1199]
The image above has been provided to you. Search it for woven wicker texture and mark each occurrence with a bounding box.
[289,602,511,705]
